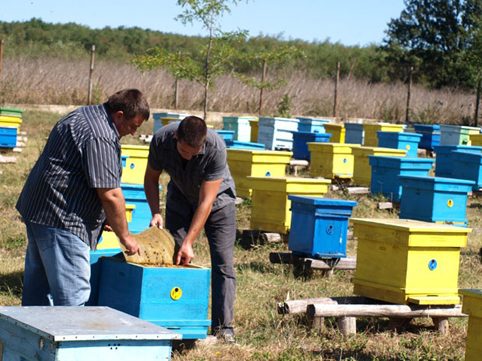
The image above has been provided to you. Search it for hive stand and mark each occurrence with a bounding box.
[277,296,466,337]
[269,252,356,279]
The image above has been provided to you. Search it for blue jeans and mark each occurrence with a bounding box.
[22,221,91,306]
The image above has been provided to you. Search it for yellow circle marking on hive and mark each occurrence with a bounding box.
[406,145,411,150]
[171,287,182,300]
[447,199,454,207]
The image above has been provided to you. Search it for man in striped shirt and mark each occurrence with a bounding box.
[16,88,149,306]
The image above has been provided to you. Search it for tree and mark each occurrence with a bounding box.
[133,0,246,120]
[382,0,482,88]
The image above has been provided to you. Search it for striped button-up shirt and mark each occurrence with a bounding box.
[16,104,122,249]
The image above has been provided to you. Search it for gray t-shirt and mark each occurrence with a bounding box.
[148,122,236,210]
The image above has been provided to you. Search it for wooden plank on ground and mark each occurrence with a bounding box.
[0,155,17,163]
[278,296,375,315]
[378,202,393,210]
[346,187,369,194]
[269,252,356,270]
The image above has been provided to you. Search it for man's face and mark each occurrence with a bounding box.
[113,112,145,138]
[176,139,203,161]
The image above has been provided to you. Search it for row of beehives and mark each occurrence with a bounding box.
[0,107,23,149]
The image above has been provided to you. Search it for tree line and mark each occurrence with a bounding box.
[2,0,482,92]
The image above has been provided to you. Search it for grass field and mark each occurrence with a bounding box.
[1,110,481,360]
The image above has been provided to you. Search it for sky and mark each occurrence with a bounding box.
[0,0,406,47]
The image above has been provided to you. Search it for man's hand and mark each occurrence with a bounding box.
[176,242,195,265]
[120,234,141,256]
[103,221,113,232]
[150,213,164,229]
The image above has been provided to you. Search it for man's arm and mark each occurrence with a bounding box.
[176,178,223,265]
[144,164,164,228]
[97,188,140,255]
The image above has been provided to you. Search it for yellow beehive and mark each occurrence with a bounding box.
[248,176,331,234]
[121,145,150,184]
[0,115,22,129]
[308,143,361,179]
[97,204,135,250]
[249,119,259,142]
[460,289,482,361]
[161,117,181,127]
[323,123,345,143]
[352,146,407,186]
[227,149,292,198]
[469,133,482,146]
[352,218,470,305]
[363,123,405,147]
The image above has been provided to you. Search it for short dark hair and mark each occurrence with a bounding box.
[177,116,207,148]
[106,89,150,121]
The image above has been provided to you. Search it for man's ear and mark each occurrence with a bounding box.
[174,131,178,139]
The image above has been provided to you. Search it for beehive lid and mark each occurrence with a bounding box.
[288,195,357,208]
[121,144,150,157]
[363,123,404,130]
[399,175,475,189]
[227,149,292,162]
[296,116,330,123]
[0,306,181,341]
[258,117,299,125]
[413,124,440,131]
[352,146,407,156]
[377,131,423,140]
[460,289,482,299]
[0,107,24,116]
[352,218,469,231]
[324,124,344,129]
[434,145,482,154]
[247,176,331,192]
[307,142,360,153]
[368,155,435,167]
[460,289,482,317]
[452,150,482,162]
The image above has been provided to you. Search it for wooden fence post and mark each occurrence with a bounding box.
[475,80,481,127]
[0,39,4,78]
[333,61,340,117]
[405,65,413,124]
[87,45,96,105]
[259,59,267,113]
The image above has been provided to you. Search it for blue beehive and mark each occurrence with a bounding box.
[413,124,440,151]
[215,130,235,143]
[98,257,211,339]
[122,183,162,233]
[87,249,122,306]
[292,131,331,160]
[434,145,482,178]
[222,116,255,142]
[369,156,435,202]
[0,127,18,148]
[225,140,266,149]
[288,196,357,259]
[0,306,180,361]
[452,150,482,190]
[344,123,365,144]
[257,117,300,150]
[399,175,474,226]
[377,131,422,157]
[296,116,329,133]
[153,112,188,133]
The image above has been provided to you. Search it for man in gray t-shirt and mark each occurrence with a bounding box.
[144,116,237,342]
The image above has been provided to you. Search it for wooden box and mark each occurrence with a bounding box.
[368,156,434,201]
[248,176,331,234]
[452,150,482,190]
[469,133,482,146]
[308,143,361,179]
[352,146,407,186]
[222,116,257,142]
[440,124,480,146]
[399,175,474,226]
[363,123,405,147]
[460,289,482,361]
[98,258,211,340]
[295,116,329,133]
[226,149,291,198]
[344,123,365,145]
[292,131,331,160]
[0,306,180,361]
[288,196,357,258]
[121,145,150,184]
[434,145,482,178]
[257,117,300,150]
[351,218,470,305]
[0,115,22,130]
[376,131,422,157]
[413,124,440,151]
[249,119,259,142]
[0,127,18,148]
[323,123,345,143]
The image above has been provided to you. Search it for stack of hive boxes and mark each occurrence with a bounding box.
[0,107,23,149]
[222,116,265,149]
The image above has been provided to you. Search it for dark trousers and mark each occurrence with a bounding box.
[165,194,237,331]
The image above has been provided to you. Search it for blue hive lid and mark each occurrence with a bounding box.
[399,175,475,186]
[414,124,440,131]
[368,155,434,164]
[288,195,357,207]
[434,145,482,154]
